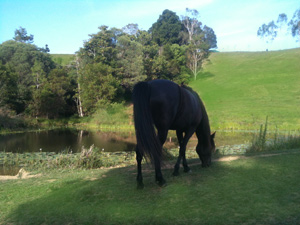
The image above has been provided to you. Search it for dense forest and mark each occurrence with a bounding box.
[0,9,217,120]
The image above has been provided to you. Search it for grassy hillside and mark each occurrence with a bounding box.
[51,54,75,66]
[190,48,300,131]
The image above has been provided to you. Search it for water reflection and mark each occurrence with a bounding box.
[0,129,136,153]
[0,129,257,154]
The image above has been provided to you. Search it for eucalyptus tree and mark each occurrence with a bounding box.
[257,8,300,43]
[13,27,34,44]
[181,8,217,80]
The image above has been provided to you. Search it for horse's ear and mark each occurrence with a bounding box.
[211,131,216,139]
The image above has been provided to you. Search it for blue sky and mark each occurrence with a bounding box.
[0,0,299,54]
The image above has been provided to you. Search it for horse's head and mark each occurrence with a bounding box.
[196,132,216,167]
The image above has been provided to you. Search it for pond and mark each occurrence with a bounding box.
[0,128,255,175]
[0,129,137,153]
[0,129,256,154]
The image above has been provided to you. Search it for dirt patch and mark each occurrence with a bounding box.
[0,168,41,181]
[213,151,300,162]
[215,156,245,162]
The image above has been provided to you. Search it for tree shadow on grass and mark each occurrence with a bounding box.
[196,71,215,80]
[4,153,300,225]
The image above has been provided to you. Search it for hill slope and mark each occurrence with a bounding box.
[190,48,300,130]
[51,54,75,66]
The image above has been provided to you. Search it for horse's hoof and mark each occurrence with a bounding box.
[184,167,191,173]
[202,163,210,168]
[156,179,167,187]
[172,171,179,176]
[158,181,167,188]
[137,182,144,190]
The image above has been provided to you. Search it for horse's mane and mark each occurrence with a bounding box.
[181,84,211,134]
[181,84,199,100]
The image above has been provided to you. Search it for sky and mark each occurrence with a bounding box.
[0,0,299,54]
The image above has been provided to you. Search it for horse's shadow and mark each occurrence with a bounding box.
[4,158,218,224]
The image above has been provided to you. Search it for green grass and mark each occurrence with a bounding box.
[51,54,75,66]
[1,152,300,224]
[190,48,300,131]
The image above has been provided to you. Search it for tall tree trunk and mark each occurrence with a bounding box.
[75,55,84,117]
[77,83,84,117]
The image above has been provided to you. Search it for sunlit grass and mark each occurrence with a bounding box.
[190,48,300,131]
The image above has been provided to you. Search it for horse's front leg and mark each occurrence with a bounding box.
[136,147,144,189]
[173,131,183,176]
[173,130,194,176]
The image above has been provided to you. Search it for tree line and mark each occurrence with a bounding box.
[0,9,217,119]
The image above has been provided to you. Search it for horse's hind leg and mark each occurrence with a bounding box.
[155,129,168,187]
[154,158,166,187]
[136,147,144,189]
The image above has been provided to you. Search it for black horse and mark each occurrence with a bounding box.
[133,79,215,188]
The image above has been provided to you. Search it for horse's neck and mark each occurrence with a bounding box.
[197,106,212,143]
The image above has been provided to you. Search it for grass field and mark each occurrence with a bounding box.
[49,49,300,132]
[190,48,300,131]
[51,54,75,66]
[1,151,300,224]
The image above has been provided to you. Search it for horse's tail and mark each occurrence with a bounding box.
[133,82,162,163]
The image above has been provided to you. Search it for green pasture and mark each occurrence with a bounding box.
[51,54,75,66]
[1,152,300,224]
[190,48,300,131]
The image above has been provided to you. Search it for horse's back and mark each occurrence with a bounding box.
[148,80,180,129]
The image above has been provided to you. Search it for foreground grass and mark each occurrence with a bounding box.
[1,152,300,224]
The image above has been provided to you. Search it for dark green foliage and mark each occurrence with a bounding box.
[116,35,146,90]
[29,68,76,118]
[79,63,118,114]
[0,40,77,120]
[13,27,34,44]
[0,40,56,114]
[78,25,119,65]
[0,63,18,110]
[150,9,183,46]
[202,25,218,49]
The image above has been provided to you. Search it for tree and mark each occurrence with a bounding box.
[73,55,84,117]
[0,40,55,113]
[122,23,140,37]
[150,9,182,46]
[13,27,34,43]
[151,44,189,83]
[0,63,18,111]
[116,35,146,90]
[181,8,216,80]
[79,63,118,114]
[257,8,300,43]
[289,9,300,41]
[78,26,120,65]
[181,8,201,42]
[202,25,217,49]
